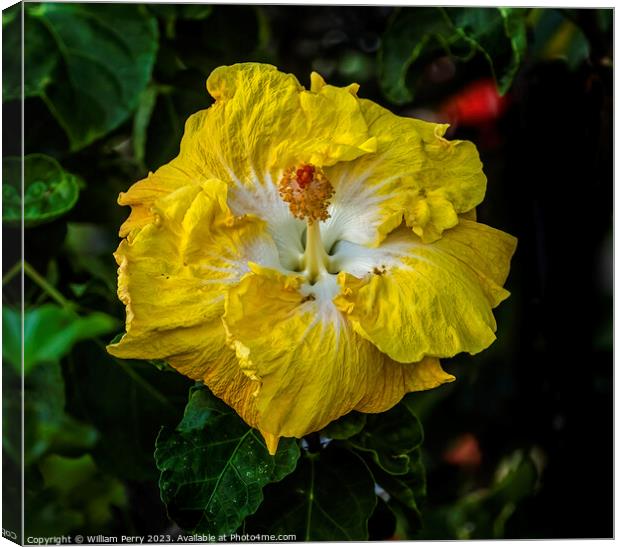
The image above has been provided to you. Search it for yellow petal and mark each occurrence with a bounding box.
[310,71,326,92]
[158,63,378,272]
[354,357,455,413]
[310,71,359,96]
[119,65,376,256]
[405,189,459,242]
[109,179,279,358]
[181,63,374,188]
[108,321,223,362]
[262,432,280,456]
[460,207,477,221]
[222,267,454,443]
[335,220,517,363]
[298,85,377,164]
[118,161,200,240]
[172,347,262,434]
[322,98,487,248]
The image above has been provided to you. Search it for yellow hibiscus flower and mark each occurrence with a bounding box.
[108,63,516,455]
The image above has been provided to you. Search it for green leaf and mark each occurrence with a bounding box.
[17,3,158,150]
[322,411,367,440]
[367,449,427,535]
[378,7,455,104]
[373,449,426,511]
[443,7,527,94]
[3,154,81,228]
[3,304,118,374]
[25,307,118,368]
[155,385,300,535]
[349,403,423,475]
[2,3,20,27]
[246,445,377,540]
[490,450,539,507]
[148,3,212,38]
[156,397,299,532]
[3,4,58,101]
[3,5,31,102]
[378,7,528,104]
[2,305,21,374]
[132,85,158,167]
[64,222,118,296]
[169,6,264,75]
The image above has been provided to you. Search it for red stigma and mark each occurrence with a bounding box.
[296,165,315,188]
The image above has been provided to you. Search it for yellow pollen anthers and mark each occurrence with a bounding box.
[278,164,334,224]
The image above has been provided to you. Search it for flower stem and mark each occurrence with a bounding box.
[23,261,74,310]
[2,261,21,285]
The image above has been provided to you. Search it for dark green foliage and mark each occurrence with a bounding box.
[3,304,117,374]
[247,446,377,540]
[349,402,423,475]
[368,449,427,525]
[155,386,300,535]
[321,410,366,440]
[3,4,57,101]
[147,4,213,23]
[3,303,116,466]
[3,155,81,227]
[379,7,528,104]
[5,3,158,150]
[529,9,590,69]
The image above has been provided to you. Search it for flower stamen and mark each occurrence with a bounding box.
[278,164,334,224]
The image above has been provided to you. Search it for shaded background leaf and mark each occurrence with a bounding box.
[378,7,528,104]
[18,3,158,150]
[23,305,117,373]
[27,454,127,536]
[3,154,81,227]
[349,402,423,475]
[321,411,367,440]
[246,445,377,540]
[3,4,57,101]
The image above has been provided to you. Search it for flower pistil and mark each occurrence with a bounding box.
[279,164,335,283]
